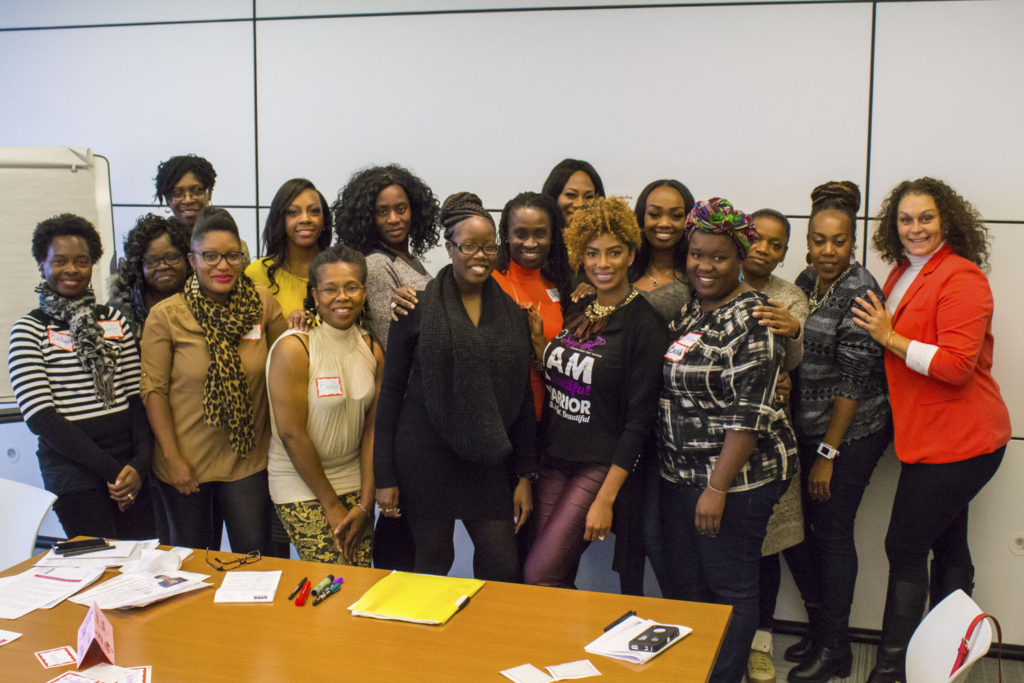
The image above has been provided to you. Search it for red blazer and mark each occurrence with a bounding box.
[883,244,1011,464]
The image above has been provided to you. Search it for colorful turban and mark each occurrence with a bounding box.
[684,197,756,258]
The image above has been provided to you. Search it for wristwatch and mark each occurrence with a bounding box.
[816,442,839,460]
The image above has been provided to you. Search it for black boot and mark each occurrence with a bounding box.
[784,604,819,663]
[786,633,852,682]
[867,578,928,683]
[930,560,974,609]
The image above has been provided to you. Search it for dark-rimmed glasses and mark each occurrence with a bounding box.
[448,240,499,256]
[193,250,245,267]
[142,252,184,269]
[205,548,261,571]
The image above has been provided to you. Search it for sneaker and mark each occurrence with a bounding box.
[748,648,776,682]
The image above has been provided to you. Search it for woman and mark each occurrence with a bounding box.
[374,192,535,582]
[541,158,605,227]
[141,206,286,553]
[154,154,215,231]
[657,198,797,683]
[108,214,190,338]
[266,245,384,566]
[784,182,891,683]
[246,178,332,325]
[523,196,667,589]
[742,209,809,683]
[852,178,1010,683]
[333,164,440,349]
[9,214,155,539]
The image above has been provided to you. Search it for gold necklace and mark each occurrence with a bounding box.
[585,287,639,321]
[808,265,853,314]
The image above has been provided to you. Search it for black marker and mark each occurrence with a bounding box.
[604,610,637,632]
[288,576,308,601]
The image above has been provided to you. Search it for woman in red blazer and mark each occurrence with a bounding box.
[852,177,1010,683]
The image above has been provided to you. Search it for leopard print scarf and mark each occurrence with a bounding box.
[183,274,263,457]
[36,281,119,409]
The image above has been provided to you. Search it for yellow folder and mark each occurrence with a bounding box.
[348,571,484,625]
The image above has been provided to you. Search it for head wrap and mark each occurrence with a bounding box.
[684,197,756,259]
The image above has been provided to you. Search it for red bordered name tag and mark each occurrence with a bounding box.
[48,330,74,352]
[315,377,344,398]
[242,324,262,341]
[664,331,702,362]
[97,319,124,339]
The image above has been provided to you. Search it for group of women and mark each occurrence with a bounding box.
[9,152,1010,683]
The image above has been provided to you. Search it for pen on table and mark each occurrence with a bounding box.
[313,580,342,606]
[311,575,334,597]
[288,577,308,601]
[604,610,637,632]
[294,580,312,606]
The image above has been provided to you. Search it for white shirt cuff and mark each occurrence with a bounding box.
[906,340,939,376]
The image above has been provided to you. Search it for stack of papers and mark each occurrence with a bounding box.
[69,570,211,610]
[35,541,159,569]
[348,571,483,625]
[213,570,282,603]
[501,660,601,682]
[584,615,690,664]
[0,566,105,619]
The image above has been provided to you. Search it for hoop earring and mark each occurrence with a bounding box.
[778,260,785,267]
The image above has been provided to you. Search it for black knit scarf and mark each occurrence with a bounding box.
[36,282,119,409]
[419,265,530,465]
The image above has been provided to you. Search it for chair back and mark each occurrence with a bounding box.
[906,589,993,683]
[0,477,57,571]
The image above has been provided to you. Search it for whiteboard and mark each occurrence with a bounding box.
[0,147,116,405]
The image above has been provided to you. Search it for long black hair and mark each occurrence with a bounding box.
[628,179,695,282]
[540,158,605,202]
[261,178,332,294]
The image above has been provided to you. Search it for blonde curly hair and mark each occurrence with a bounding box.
[563,196,642,271]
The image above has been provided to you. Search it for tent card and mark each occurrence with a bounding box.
[77,602,114,669]
[0,628,22,646]
[35,645,77,668]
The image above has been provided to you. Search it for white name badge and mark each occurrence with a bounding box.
[98,319,125,339]
[315,376,344,398]
[664,331,702,362]
[242,324,262,341]
[48,329,74,352]
[546,287,561,303]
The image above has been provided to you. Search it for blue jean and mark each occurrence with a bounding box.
[661,478,783,683]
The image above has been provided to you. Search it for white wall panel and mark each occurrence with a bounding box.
[0,1,251,29]
[0,23,256,208]
[870,1,1024,219]
[256,4,871,216]
[982,224,1023,437]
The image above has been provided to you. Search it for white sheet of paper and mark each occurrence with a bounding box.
[546,659,601,679]
[69,570,210,610]
[500,663,554,683]
[36,541,159,569]
[80,662,147,683]
[35,645,77,668]
[213,570,282,603]
[584,615,690,665]
[0,567,104,619]
[0,628,23,645]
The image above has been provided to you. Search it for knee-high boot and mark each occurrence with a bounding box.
[929,560,975,609]
[867,577,928,683]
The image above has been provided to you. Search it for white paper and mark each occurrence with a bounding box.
[0,628,22,645]
[69,570,210,610]
[36,644,77,667]
[79,663,147,683]
[0,567,104,619]
[500,663,554,683]
[546,660,601,679]
[214,570,282,603]
[118,546,192,574]
[584,616,690,665]
[36,541,161,569]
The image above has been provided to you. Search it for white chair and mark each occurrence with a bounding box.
[0,477,57,571]
[906,589,996,683]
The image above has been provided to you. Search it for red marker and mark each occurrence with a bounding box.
[294,580,312,606]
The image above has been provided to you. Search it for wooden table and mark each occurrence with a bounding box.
[0,548,730,681]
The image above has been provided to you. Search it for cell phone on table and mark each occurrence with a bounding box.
[52,538,111,556]
[628,624,680,653]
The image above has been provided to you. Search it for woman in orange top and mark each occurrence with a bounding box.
[853,177,1010,683]
[492,192,571,420]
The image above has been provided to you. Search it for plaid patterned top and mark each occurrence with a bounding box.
[658,290,798,490]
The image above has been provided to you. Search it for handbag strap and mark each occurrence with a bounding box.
[950,612,1002,682]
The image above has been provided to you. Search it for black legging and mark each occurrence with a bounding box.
[406,517,520,583]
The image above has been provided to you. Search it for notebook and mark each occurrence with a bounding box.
[348,571,484,625]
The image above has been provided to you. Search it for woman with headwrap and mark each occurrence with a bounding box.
[373,192,536,582]
[9,214,155,539]
[657,198,797,683]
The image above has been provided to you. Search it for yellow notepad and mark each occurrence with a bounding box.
[348,571,484,625]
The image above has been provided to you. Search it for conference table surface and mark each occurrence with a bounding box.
[1,546,731,682]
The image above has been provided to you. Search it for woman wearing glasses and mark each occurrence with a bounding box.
[141,207,286,553]
[374,192,536,582]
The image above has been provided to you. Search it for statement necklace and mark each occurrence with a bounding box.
[808,265,853,314]
[585,287,639,321]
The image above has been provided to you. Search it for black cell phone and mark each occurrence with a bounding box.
[53,538,111,556]
[628,624,680,653]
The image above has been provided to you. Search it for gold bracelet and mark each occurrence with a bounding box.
[885,329,895,351]
[706,482,727,495]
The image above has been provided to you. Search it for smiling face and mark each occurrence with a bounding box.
[446,216,497,291]
[897,192,943,257]
[374,184,412,251]
[744,215,789,281]
[807,209,854,288]
[41,235,93,299]
[313,261,366,330]
[507,206,552,271]
[142,232,188,296]
[687,231,743,310]
[167,171,211,227]
[642,185,688,253]
[188,230,243,303]
[583,233,634,305]
[558,171,596,225]
[284,188,324,250]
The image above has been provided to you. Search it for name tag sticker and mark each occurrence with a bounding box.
[664,332,702,362]
[315,377,343,398]
[546,287,561,303]
[98,320,124,339]
[242,324,262,341]
[48,330,74,352]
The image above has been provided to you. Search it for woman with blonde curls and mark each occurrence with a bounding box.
[523,196,668,589]
[853,178,1009,683]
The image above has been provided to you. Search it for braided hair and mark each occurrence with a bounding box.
[440,192,494,240]
[810,180,860,243]
[683,197,756,259]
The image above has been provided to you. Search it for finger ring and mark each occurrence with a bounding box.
[127,493,134,500]
[598,535,606,541]
[390,302,397,310]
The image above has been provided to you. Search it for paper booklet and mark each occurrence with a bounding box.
[584,615,691,664]
[348,571,483,625]
[0,566,105,620]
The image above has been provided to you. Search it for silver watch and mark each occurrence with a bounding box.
[817,442,839,460]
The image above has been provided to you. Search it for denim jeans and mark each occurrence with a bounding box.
[661,478,783,683]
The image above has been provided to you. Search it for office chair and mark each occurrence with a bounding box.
[906,589,999,683]
[0,477,57,571]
